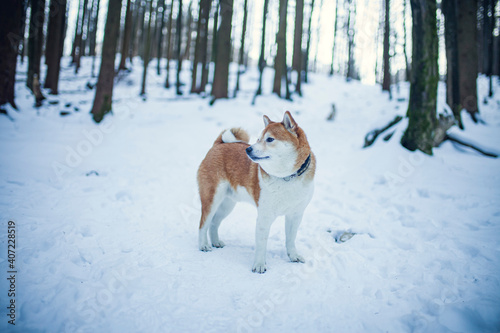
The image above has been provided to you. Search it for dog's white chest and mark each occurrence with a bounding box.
[259,177,314,216]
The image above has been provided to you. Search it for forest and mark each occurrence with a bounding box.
[0,0,500,332]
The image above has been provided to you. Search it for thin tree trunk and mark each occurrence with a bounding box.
[382,0,391,93]
[401,0,439,154]
[75,0,89,73]
[253,0,270,103]
[156,0,166,75]
[90,0,101,77]
[141,0,154,96]
[402,0,410,81]
[165,0,175,88]
[0,0,27,110]
[443,0,462,128]
[176,0,184,95]
[457,0,479,122]
[118,0,133,71]
[345,0,356,80]
[44,0,67,95]
[330,0,339,76]
[71,0,82,62]
[27,0,47,105]
[91,0,123,123]
[273,0,289,98]
[183,1,194,61]
[292,0,304,96]
[211,0,234,102]
[211,1,220,64]
[304,0,315,83]
[198,0,213,93]
[234,0,248,96]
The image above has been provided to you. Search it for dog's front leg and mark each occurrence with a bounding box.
[252,214,274,273]
[285,212,305,263]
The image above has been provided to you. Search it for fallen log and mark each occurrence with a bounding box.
[363,115,403,148]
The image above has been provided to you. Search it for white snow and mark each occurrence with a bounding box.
[1,58,500,333]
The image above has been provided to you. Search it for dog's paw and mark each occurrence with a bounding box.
[252,262,267,274]
[212,240,225,248]
[199,244,213,252]
[288,253,305,263]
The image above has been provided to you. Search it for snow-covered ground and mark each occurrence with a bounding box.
[1,58,500,332]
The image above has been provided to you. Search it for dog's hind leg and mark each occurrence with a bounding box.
[199,184,227,252]
[209,198,236,248]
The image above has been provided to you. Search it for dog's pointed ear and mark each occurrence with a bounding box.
[263,115,272,127]
[282,111,297,132]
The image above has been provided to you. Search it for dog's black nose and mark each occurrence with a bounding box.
[246,146,253,154]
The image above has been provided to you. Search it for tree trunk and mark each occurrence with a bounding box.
[71,0,82,62]
[484,0,494,97]
[211,1,220,64]
[234,0,248,96]
[330,0,339,76]
[303,0,315,83]
[141,0,154,96]
[443,0,462,129]
[191,0,212,93]
[90,0,101,77]
[44,0,67,95]
[457,0,479,122]
[165,0,175,88]
[75,0,89,73]
[183,1,194,61]
[252,0,269,103]
[118,0,133,71]
[156,0,166,75]
[91,0,123,123]
[402,0,410,81]
[198,0,212,93]
[401,0,439,155]
[211,0,234,101]
[175,0,184,95]
[292,0,304,96]
[273,0,289,98]
[0,0,27,109]
[382,0,391,92]
[345,0,356,80]
[27,0,46,96]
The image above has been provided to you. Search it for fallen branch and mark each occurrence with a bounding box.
[443,134,498,158]
[363,115,403,148]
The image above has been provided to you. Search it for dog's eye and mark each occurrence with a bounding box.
[266,137,275,143]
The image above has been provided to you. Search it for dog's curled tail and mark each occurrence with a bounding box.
[213,127,250,145]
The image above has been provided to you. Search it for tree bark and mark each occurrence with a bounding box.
[252,0,269,104]
[330,0,339,76]
[292,0,304,96]
[211,0,234,101]
[90,0,100,77]
[401,0,439,155]
[457,0,479,122]
[0,0,27,109]
[118,0,133,71]
[442,0,462,129]
[402,0,410,81]
[303,0,315,83]
[234,0,248,96]
[27,0,46,95]
[345,0,356,80]
[165,0,175,88]
[44,0,67,95]
[156,0,166,75]
[382,0,391,93]
[175,0,184,95]
[75,0,89,73]
[141,0,154,96]
[91,0,123,123]
[183,1,194,61]
[273,0,290,99]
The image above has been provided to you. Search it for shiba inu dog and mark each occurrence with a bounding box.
[197,112,316,273]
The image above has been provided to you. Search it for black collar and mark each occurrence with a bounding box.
[283,154,311,181]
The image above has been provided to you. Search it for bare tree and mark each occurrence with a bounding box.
[382,0,391,94]
[191,0,213,93]
[0,0,27,110]
[273,0,291,99]
[175,0,184,95]
[292,0,304,96]
[156,0,166,75]
[303,0,316,83]
[252,0,270,104]
[27,0,47,106]
[211,0,234,102]
[401,0,439,154]
[330,0,339,76]
[141,0,154,96]
[165,0,175,88]
[118,0,133,71]
[91,0,123,123]
[234,0,249,96]
[44,0,67,95]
